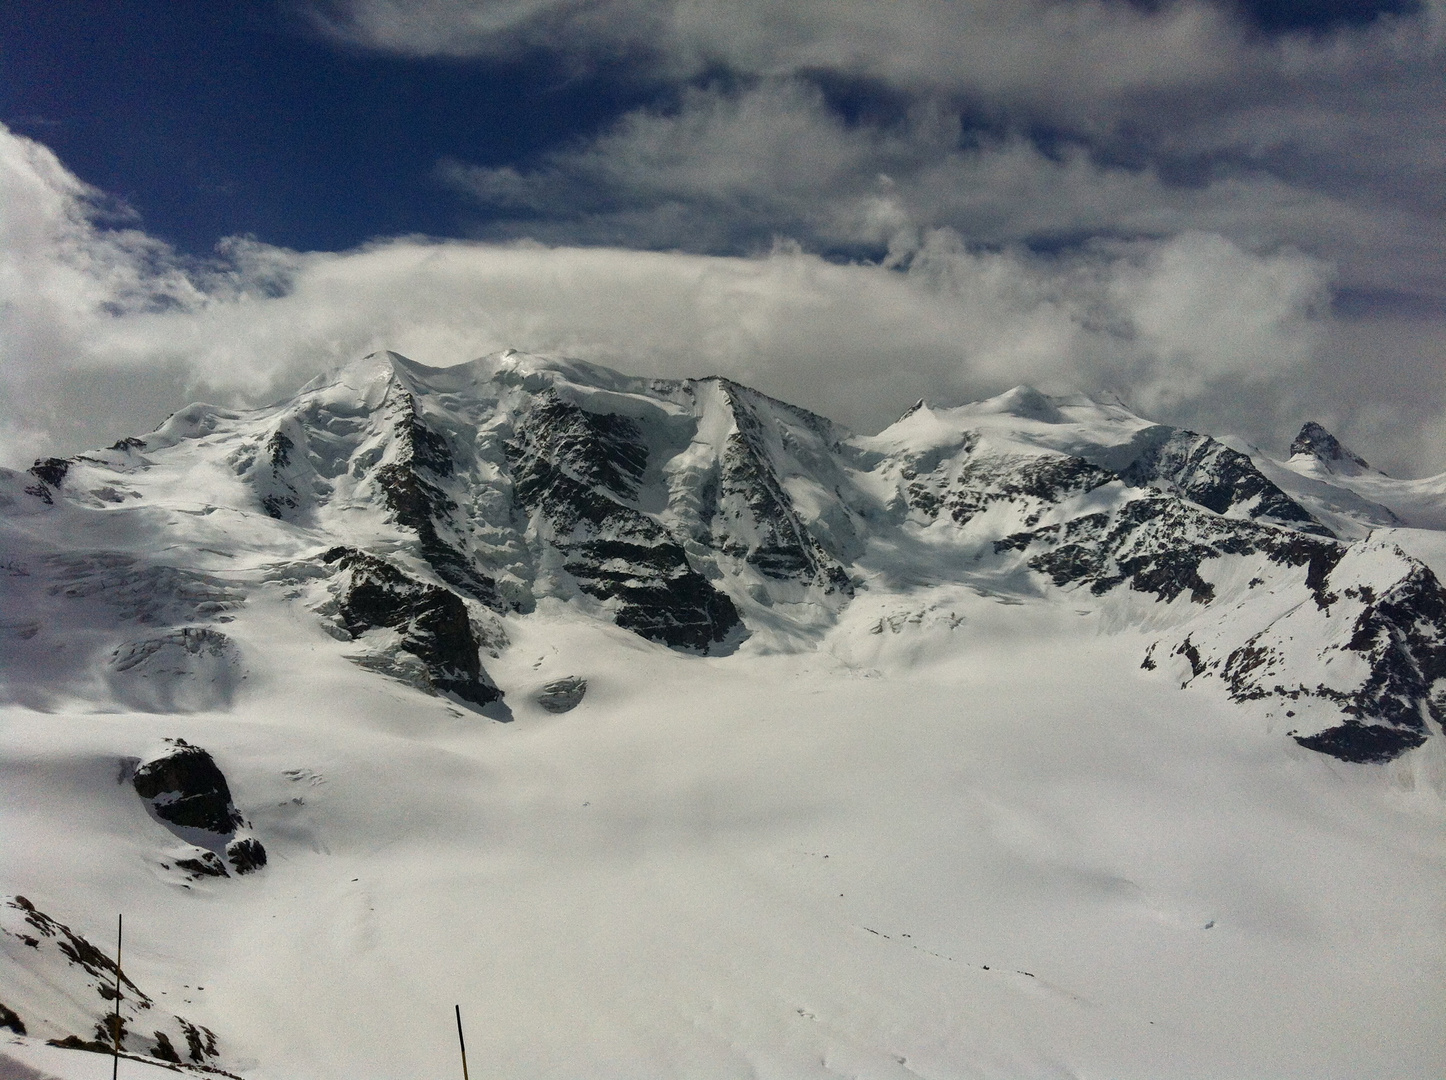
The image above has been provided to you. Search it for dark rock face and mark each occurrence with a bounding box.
[1290,421,1371,471]
[993,479,1446,761]
[1292,723,1427,763]
[712,383,853,594]
[322,546,502,704]
[933,453,1116,530]
[507,391,743,653]
[1262,556,1443,762]
[997,496,1340,605]
[375,393,509,611]
[1121,429,1332,536]
[152,1030,181,1062]
[22,457,70,504]
[174,851,230,878]
[516,392,649,500]
[28,458,69,488]
[0,1001,26,1035]
[225,836,268,874]
[131,740,269,877]
[132,740,244,835]
[537,676,587,713]
[1208,550,1446,762]
[259,430,300,519]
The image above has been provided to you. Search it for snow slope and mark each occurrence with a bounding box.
[2,354,1443,1079]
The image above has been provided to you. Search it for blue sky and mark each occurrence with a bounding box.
[1,0,1443,474]
[3,1,664,254]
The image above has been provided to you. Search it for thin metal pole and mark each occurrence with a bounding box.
[454,1004,469,1080]
[111,914,123,1080]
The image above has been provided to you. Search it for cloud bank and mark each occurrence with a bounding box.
[295,0,1446,473]
[4,120,1443,477]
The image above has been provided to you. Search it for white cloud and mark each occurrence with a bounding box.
[309,0,1258,104]
[281,1,1446,479]
[440,77,1446,305]
[11,122,1442,478]
[307,0,1445,109]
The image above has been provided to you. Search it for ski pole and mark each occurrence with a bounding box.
[112,914,123,1080]
[455,1004,469,1080]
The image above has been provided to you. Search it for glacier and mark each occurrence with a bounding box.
[1,351,1443,1079]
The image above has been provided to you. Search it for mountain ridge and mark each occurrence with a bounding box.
[4,350,1445,763]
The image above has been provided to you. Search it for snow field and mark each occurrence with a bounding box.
[4,583,1443,1079]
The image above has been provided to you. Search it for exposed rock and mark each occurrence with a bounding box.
[132,740,244,835]
[174,851,229,879]
[0,1001,25,1035]
[537,676,586,713]
[258,430,301,519]
[1290,421,1372,473]
[374,390,510,611]
[0,896,224,1067]
[1168,541,1445,762]
[1121,429,1332,536]
[997,495,1341,606]
[28,459,69,489]
[507,391,743,653]
[224,837,267,874]
[710,382,855,594]
[917,450,1115,530]
[1292,722,1427,763]
[130,740,268,879]
[322,546,502,705]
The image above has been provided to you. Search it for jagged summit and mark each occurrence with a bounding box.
[1289,420,1376,476]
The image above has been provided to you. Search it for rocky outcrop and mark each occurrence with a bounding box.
[132,739,267,876]
[133,740,244,835]
[906,447,1116,530]
[537,676,587,713]
[322,546,502,705]
[257,429,302,519]
[1224,545,1445,762]
[371,389,512,612]
[1120,429,1332,536]
[996,495,1340,606]
[28,458,69,489]
[1290,421,1372,473]
[0,896,226,1068]
[991,481,1445,762]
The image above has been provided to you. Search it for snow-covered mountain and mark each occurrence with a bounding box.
[9,351,1442,761]
[3,352,1444,1080]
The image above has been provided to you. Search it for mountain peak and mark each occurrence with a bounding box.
[966,385,1066,423]
[1289,421,1374,475]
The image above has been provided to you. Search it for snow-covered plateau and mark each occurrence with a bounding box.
[2,350,1443,1079]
